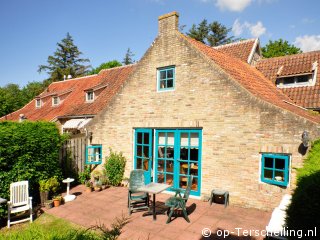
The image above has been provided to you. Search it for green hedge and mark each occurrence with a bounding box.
[0,121,64,217]
[286,139,320,235]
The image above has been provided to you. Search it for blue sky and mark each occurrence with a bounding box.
[1,0,319,87]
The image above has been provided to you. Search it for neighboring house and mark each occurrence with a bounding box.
[256,51,320,111]
[84,12,320,210]
[3,12,320,210]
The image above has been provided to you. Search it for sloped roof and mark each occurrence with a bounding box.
[1,64,136,121]
[213,38,258,63]
[182,34,320,123]
[256,51,320,109]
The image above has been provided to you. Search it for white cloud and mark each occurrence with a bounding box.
[232,19,266,38]
[294,35,320,52]
[215,0,252,12]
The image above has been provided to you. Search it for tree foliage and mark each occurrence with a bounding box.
[186,19,237,46]
[286,139,320,234]
[88,60,122,75]
[0,121,64,217]
[38,33,91,82]
[122,48,135,65]
[262,39,302,58]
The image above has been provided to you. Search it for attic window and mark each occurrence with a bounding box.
[52,96,60,106]
[86,91,94,102]
[276,74,314,88]
[35,99,42,108]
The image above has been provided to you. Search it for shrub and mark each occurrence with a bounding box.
[0,121,64,217]
[286,139,320,235]
[78,165,91,184]
[104,149,126,186]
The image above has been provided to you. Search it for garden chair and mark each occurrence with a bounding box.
[165,175,193,224]
[128,169,150,215]
[7,181,33,228]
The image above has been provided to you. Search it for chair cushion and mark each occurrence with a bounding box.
[10,204,30,214]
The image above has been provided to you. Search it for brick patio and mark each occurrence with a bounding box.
[46,185,271,240]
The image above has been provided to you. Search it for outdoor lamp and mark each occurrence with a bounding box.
[301,131,310,147]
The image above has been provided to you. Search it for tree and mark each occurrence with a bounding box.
[0,84,25,117]
[262,39,302,58]
[21,81,46,103]
[88,60,122,75]
[122,48,135,65]
[38,33,91,82]
[186,19,237,46]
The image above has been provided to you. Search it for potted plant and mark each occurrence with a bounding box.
[53,195,63,207]
[44,200,53,209]
[39,177,60,206]
[85,180,92,193]
[94,181,102,192]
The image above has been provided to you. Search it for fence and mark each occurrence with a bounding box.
[60,133,87,178]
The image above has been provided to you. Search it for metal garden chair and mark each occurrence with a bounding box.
[128,169,150,215]
[165,175,193,224]
[7,181,33,228]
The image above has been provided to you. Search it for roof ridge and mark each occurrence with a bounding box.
[50,74,98,84]
[259,50,320,62]
[98,63,137,74]
[213,38,257,49]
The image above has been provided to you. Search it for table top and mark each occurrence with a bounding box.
[137,182,171,194]
[63,178,75,183]
[0,197,7,204]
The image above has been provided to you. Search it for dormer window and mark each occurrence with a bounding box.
[52,96,60,106]
[86,91,94,102]
[276,74,313,88]
[35,99,42,108]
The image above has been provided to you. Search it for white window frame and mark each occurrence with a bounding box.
[35,99,42,108]
[52,96,60,106]
[86,91,95,102]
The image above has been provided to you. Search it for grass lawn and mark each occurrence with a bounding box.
[0,213,101,240]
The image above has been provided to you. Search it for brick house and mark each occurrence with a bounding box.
[85,12,320,210]
[3,12,320,210]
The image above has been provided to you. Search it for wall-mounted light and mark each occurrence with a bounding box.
[302,131,310,147]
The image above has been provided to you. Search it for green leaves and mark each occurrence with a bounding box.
[261,39,302,58]
[0,121,64,217]
[104,149,126,186]
[88,60,122,75]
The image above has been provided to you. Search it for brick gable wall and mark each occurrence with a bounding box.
[88,21,320,210]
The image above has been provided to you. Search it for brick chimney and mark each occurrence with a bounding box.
[158,11,179,36]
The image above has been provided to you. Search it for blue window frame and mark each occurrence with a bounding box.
[134,129,153,184]
[261,154,289,187]
[86,145,102,165]
[155,129,202,196]
[157,66,175,91]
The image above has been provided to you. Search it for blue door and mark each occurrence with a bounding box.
[134,129,153,183]
[155,129,202,196]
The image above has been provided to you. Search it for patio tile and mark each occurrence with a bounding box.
[45,184,271,240]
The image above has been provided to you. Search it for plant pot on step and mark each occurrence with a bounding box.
[85,186,92,193]
[40,191,49,206]
[53,196,62,207]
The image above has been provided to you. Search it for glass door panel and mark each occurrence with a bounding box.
[134,129,153,183]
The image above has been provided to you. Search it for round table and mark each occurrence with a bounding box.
[62,178,76,202]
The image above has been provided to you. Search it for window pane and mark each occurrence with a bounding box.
[158,160,164,172]
[158,146,165,158]
[143,146,149,158]
[166,174,173,185]
[160,71,166,80]
[180,133,188,146]
[157,174,164,183]
[167,133,174,145]
[275,158,285,170]
[166,160,174,173]
[190,163,198,176]
[137,159,143,169]
[143,133,149,145]
[296,75,309,83]
[264,157,274,168]
[192,177,198,191]
[180,162,188,174]
[160,80,166,89]
[179,176,188,189]
[166,146,174,159]
[137,132,143,144]
[167,79,173,88]
[137,145,143,157]
[180,147,188,160]
[167,69,173,78]
[143,159,149,170]
[264,169,273,180]
[158,133,165,145]
[190,133,199,146]
[190,148,199,161]
[274,171,284,182]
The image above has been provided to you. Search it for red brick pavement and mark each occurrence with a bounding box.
[46,185,271,240]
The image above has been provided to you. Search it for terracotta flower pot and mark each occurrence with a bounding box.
[53,199,61,207]
[85,187,92,193]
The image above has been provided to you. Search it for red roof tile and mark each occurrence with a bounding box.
[182,34,320,123]
[1,64,136,121]
[256,51,320,109]
[213,38,258,63]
